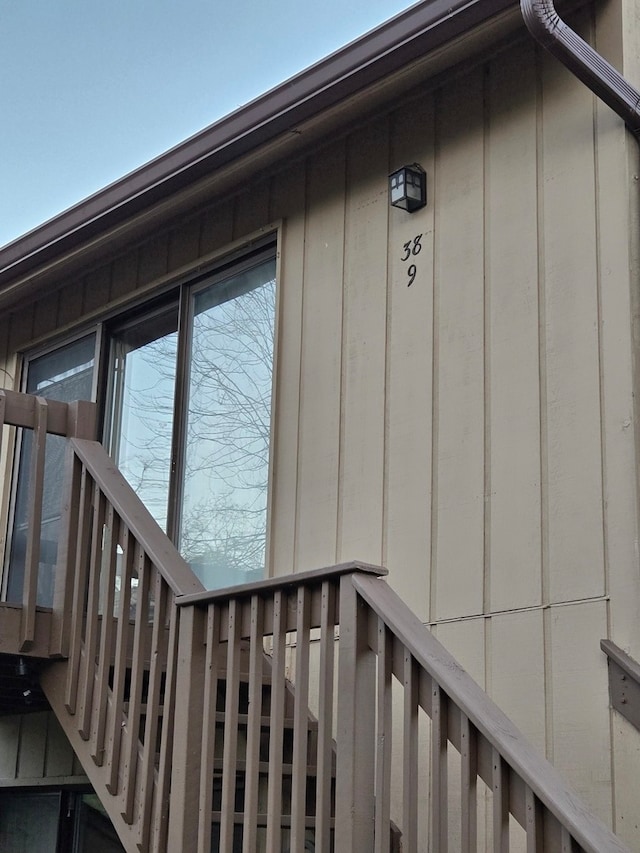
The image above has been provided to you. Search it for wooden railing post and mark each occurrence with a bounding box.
[167,604,207,851]
[335,572,376,852]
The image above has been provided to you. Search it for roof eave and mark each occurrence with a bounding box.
[0,0,514,288]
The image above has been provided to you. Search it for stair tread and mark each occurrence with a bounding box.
[209,811,335,828]
[214,711,318,730]
[212,759,331,777]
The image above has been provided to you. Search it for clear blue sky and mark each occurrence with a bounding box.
[0,0,412,248]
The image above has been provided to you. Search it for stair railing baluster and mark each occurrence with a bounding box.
[374,619,392,853]
[242,594,264,852]
[197,602,220,853]
[120,545,151,825]
[265,588,286,853]
[77,484,106,740]
[219,597,242,850]
[335,572,376,852]
[460,713,478,851]
[290,585,311,851]
[104,523,134,795]
[315,579,337,853]
[90,502,118,765]
[136,566,170,850]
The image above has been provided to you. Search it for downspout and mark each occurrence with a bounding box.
[520,0,640,136]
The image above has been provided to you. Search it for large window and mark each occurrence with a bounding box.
[107,248,276,589]
[3,245,276,605]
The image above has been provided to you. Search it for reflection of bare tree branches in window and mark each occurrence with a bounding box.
[183,278,275,582]
[116,273,276,586]
[114,331,178,532]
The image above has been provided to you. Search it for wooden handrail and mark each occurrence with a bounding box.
[352,573,630,853]
[0,388,71,435]
[176,560,386,607]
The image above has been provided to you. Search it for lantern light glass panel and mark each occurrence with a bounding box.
[389,164,426,212]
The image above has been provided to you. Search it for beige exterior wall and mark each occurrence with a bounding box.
[2,2,640,845]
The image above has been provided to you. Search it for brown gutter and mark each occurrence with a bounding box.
[521,0,640,135]
[0,0,515,288]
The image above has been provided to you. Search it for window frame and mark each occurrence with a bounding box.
[2,232,280,601]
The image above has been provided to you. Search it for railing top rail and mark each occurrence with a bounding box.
[352,573,630,853]
[71,438,205,598]
[176,561,387,608]
[1,388,71,436]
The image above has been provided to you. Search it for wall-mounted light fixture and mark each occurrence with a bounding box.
[389,163,427,212]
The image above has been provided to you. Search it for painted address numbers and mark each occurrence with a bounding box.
[400,234,422,287]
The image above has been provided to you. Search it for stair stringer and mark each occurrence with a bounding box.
[40,658,152,853]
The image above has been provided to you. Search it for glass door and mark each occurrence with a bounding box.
[106,249,276,590]
[106,304,179,534]
[179,255,276,588]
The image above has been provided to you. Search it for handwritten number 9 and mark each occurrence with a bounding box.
[407,264,417,287]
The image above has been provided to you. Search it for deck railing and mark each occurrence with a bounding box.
[1,390,631,852]
[174,568,630,853]
[0,389,96,653]
[47,436,204,851]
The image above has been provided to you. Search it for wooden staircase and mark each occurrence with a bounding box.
[0,388,633,853]
[40,639,340,852]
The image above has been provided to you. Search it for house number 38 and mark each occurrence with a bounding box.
[400,234,422,286]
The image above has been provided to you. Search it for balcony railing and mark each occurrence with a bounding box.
[0,389,96,653]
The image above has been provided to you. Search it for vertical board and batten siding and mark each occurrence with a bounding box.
[0,712,87,786]
[384,96,435,622]
[1,3,639,843]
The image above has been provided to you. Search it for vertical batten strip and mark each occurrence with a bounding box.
[105,522,134,795]
[431,682,448,852]
[65,466,93,713]
[90,502,118,765]
[266,590,286,853]
[198,604,220,853]
[121,546,151,825]
[242,594,264,853]
[375,619,392,853]
[460,713,478,852]
[403,651,419,852]
[78,485,106,740]
[220,598,242,851]
[290,586,311,852]
[20,396,48,650]
[492,749,509,853]
[316,580,337,853]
